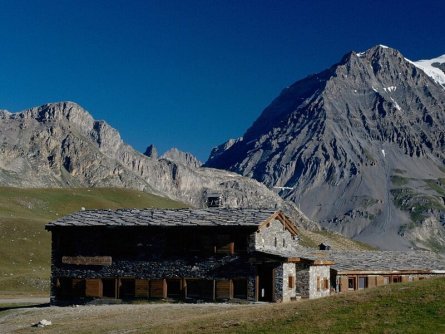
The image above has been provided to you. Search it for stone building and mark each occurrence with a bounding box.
[45,208,331,305]
[327,250,445,292]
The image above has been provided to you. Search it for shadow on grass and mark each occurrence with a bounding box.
[0,302,50,312]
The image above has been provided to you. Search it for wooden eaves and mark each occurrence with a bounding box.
[258,210,299,236]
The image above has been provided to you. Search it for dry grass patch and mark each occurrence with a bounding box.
[1,279,444,334]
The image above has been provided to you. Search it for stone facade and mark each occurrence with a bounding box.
[308,265,331,299]
[294,263,331,299]
[254,219,295,252]
[295,263,310,298]
[281,263,297,302]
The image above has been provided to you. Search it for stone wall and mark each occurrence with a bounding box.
[308,265,331,299]
[273,264,283,302]
[295,263,331,299]
[50,228,259,303]
[281,263,297,302]
[295,263,310,298]
[254,219,296,252]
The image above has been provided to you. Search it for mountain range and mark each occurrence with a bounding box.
[2,45,445,252]
[0,101,312,229]
[206,45,445,252]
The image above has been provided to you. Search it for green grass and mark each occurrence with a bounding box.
[0,187,186,296]
[391,175,409,187]
[391,188,444,224]
[425,179,445,196]
[183,278,445,334]
[3,279,444,333]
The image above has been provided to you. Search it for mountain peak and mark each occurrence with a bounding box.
[206,45,445,251]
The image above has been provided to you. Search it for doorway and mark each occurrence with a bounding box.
[257,265,274,302]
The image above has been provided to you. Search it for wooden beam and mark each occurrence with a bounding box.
[255,275,259,302]
[213,280,216,301]
[162,279,167,299]
[182,278,187,299]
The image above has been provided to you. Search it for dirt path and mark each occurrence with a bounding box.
[0,302,257,333]
[0,297,49,305]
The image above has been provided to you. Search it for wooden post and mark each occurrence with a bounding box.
[272,268,275,302]
[229,242,235,255]
[255,275,259,301]
[182,278,187,299]
[213,280,216,301]
[163,279,167,299]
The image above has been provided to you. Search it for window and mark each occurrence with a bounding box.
[187,279,213,300]
[119,279,135,299]
[348,277,356,290]
[392,276,402,283]
[323,278,329,290]
[232,279,248,299]
[317,276,321,291]
[282,239,286,248]
[383,276,390,285]
[167,279,182,298]
[288,276,295,289]
[358,277,368,289]
[274,237,277,247]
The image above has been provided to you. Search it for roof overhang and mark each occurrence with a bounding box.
[258,211,299,236]
[333,269,437,275]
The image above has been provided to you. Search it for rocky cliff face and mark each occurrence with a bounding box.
[206,45,445,252]
[0,101,314,229]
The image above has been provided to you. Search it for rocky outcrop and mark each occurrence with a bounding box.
[161,147,202,169]
[205,45,445,251]
[0,101,315,230]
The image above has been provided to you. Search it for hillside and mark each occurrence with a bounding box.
[206,45,445,252]
[0,102,313,230]
[1,278,443,333]
[0,187,186,297]
[0,187,371,297]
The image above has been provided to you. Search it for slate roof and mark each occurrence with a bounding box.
[326,250,445,272]
[257,248,445,272]
[45,208,279,229]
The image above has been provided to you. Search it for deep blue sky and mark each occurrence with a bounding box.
[1,0,444,161]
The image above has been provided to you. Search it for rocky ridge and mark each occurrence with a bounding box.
[0,102,314,229]
[206,45,445,252]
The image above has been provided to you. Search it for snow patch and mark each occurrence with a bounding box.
[356,52,365,58]
[379,44,389,49]
[407,55,445,87]
[372,86,378,93]
[383,86,397,93]
[381,149,386,158]
[390,97,401,111]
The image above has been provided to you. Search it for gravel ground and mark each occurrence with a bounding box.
[0,302,259,334]
[0,298,49,305]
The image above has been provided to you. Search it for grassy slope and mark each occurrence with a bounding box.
[298,229,376,250]
[2,279,444,333]
[0,187,186,297]
[182,278,445,334]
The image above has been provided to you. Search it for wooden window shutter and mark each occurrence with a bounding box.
[340,276,348,292]
[288,276,294,289]
[85,279,103,298]
[323,278,329,290]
